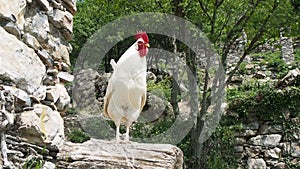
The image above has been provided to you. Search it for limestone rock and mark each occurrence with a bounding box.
[46,86,60,103]
[18,104,64,147]
[247,158,266,169]
[54,83,71,112]
[47,68,59,76]
[57,139,183,169]
[43,161,56,169]
[273,162,287,169]
[44,83,70,112]
[277,68,300,88]
[57,71,74,83]
[249,134,281,147]
[264,147,281,159]
[3,85,31,111]
[23,33,41,51]
[24,11,50,43]
[2,22,21,39]
[31,85,47,102]
[48,9,73,33]
[62,0,77,15]
[48,37,71,65]
[284,143,300,158]
[259,123,283,134]
[37,49,54,67]
[0,0,26,27]
[37,0,51,12]
[0,27,46,93]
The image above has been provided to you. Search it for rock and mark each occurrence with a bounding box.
[249,134,281,147]
[18,104,64,147]
[46,86,60,102]
[247,158,266,169]
[2,22,21,39]
[0,88,15,112]
[47,68,59,76]
[147,71,157,81]
[43,75,59,86]
[42,161,56,169]
[3,85,31,112]
[253,71,266,79]
[54,83,71,112]
[0,27,46,93]
[54,58,70,72]
[24,11,50,43]
[264,147,281,159]
[0,0,26,27]
[43,83,70,112]
[62,0,77,15]
[61,28,73,41]
[37,0,51,12]
[259,123,283,134]
[73,69,99,110]
[234,146,244,153]
[37,49,54,67]
[235,137,246,145]
[277,68,300,88]
[245,63,255,70]
[57,71,74,82]
[48,9,73,33]
[57,139,183,169]
[243,122,260,130]
[280,35,294,63]
[237,129,257,137]
[139,92,174,123]
[51,42,71,65]
[245,146,260,158]
[30,86,47,103]
[290,143,300,158]
[23,33,41,51]
[273,162,287,169]
[231,75,244,84]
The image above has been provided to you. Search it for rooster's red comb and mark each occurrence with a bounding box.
[135,31,149,43]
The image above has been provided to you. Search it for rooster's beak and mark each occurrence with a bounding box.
[145,43,150,48]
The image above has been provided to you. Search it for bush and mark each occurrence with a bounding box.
[147,77,172,102]
[68,129,91,143]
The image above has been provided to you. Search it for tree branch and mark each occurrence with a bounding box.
[221,0,261,64]
[198,0,212,21]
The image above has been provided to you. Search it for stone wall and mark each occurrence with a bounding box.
[0,0,75,168]
[234,120,300,168]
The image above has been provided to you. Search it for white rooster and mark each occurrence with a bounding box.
[103,32,150,142]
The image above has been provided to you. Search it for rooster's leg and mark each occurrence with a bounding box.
[116,125,121,143]
[124,122,132,142]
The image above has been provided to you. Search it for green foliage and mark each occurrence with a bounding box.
[238,62,247,74]
[227,80,300,122]
[67,129,91,143]
[65,108,79,115]
[23,157,43,169]
[203,125,239,169]
[147,78,172,102]
[260,51,289,78]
